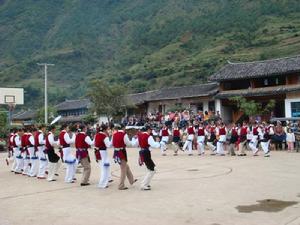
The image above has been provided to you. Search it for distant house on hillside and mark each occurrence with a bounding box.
[12,110,36,126]
[210,55,300,122]
[55,99,91,123]
[127,83,219,116]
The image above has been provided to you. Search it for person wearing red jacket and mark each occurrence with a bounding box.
[6,128,16,170]
[137,125,160,190]
[172,124,182,156]
[112,124,137,190]
[28,127,38,177]
[196,122,206,155]
[21,128,31,176]
[75,124,93,186]
[183,121,195,155]
[13,128,23,174]
[159,124,171,156]
[238,121,249,156]
[45,125,61,182]
[94,124,112,188]
[36,124,47,179]
[59,124,76,183]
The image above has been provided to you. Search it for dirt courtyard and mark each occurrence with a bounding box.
[0,149,299,225]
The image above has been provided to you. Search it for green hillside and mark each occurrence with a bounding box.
[1,0,300,108]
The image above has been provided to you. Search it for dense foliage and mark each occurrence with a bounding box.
[1,0,300,108]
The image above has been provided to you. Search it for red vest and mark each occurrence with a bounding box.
[253,127,259,135]
[75,133,90,149]
[94,132,107,149]
[219,127,226,135]
[198,127,205,136]
[112,131,126,148]
[45,133,53,149]
[240,127,248,136]
[187,127,195,135]
[138,132,150,148]
[210,126,215,133]
[161,129,169,137]
[231,128,238,136]
[21,134,30,147]
[59,131,70,148]
[34,131,42,147]
[173,129,180,137]
[8,134,14,148]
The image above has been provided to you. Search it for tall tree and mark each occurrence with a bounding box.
[87,80,128,121]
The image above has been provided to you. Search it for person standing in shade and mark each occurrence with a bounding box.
[75,124,94,186]
[45,125,61,182]
[112,124,137,190]
[137,125,161,190]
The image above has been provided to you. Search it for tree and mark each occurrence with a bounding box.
[36,106,58,124]
[86,80,128,121]
[0,111,8,138]
[230,96,275,117]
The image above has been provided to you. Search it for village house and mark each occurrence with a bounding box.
[127,83,219,116]
[209,55,300,123]
[55,99,91,123]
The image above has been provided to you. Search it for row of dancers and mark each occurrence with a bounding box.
[6,123,164,190]
[155,120,273,157]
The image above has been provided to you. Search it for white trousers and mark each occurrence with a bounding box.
[260,141,270,154]
[207,142,216,152]
[98,150,111,188]
[63,147,77,183]
[47,161,61,181]
[160,136,169,154]
[183,135,194,154]
[22,151,30,175]
[10,153,17,172]
[38,146,48,178]
[28,147,39,177]
[249,136,258,153]
[197,136,205,154]
[14,148,23,173]
[216,135,226,155]
[141,169,156,188]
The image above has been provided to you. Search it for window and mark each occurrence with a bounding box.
[291,102,300,117]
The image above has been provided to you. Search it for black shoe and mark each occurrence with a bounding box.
[55,173,59,176]
[109,179,113,183]
[80,183,90,186]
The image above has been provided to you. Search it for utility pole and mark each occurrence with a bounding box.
[37,63,54,125]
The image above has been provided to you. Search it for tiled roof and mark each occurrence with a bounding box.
[210,55,300,81]
[127,83,219,105]
[215,84,300,99]
[55,99,91,111]
[12,110,36,120]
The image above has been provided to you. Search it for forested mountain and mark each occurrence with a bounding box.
[1,0,300,108]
